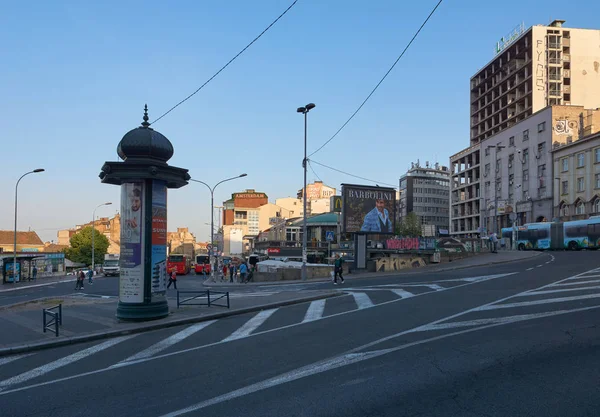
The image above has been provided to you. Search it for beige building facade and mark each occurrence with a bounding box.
[553,131,600,220]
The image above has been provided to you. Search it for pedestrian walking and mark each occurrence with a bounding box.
[244,264,255,283]
[167,268,177,289]
[32,265,37,281]
[229,264,236,283]
[222,264,228,278]
[333,254,344,285]
[75,270,85,290]
[491,233,498,253]
[88,266,94,284]
[239,262,248,283]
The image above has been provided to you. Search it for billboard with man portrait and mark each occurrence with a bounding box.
[342,184,396,234]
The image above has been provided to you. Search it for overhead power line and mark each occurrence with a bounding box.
[152,0,300,125]
[310,160,397,188]
[308,0,444,157]
[308,160,322,182]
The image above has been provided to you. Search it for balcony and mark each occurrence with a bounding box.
[548,42,561,49]
[549,73,561,81]
[549,89,562,97]
[548,57,562,65]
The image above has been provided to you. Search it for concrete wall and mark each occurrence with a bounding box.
[254,265,333,282]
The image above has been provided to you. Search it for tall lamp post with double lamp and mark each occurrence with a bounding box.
[13,168,45,283]
[297,103,316,281]
[92,202,112,274]
[191,174,247,276]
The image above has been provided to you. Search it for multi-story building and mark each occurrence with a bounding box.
[450,19,600,236]
[399,161,450,234]
[222,189,268,256]
[275,197,304,218]
[57,214,121,254]
[167,227,196,259]
[480,105,600,233]
[470,20,600,145]
[553,130,600,220]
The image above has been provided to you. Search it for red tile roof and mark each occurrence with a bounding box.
[0,230,44,246]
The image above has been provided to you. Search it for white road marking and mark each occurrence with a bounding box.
[550,279,600,287]
[159,303,600,417]
[119,321,217,363]
[0,279,77,293]
[0,354,32,367]
[348,292,374,309]
[474,293,600,311]
[221,309,278,342]
[302,300,326,323]
[536,265,543,268]
[520,285,600,296]
[0,335,135,390]
[390,289,414,299]
[526,268,534,271]
[573,274,600,279]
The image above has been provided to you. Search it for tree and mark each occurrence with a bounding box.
[397,212,422,237]
[64,226,110,266]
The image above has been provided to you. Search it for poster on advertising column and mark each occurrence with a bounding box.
[120,182,145,303]
[151,180,168,296]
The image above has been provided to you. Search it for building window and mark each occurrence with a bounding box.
[522,148,529,164]
[523,169,529,182]
[595,199,600,213]
[496,159,501,173]
[485,163,490,176]
[509,136,515,146]
[538,142,545,154]
[576,201,585,215]
[523,129,529,141]
[538,122,546,132]
[577,153,585,167]
[485,147,490,156]
[562,180,568,194]
[561,158,569,172]
[561,204,569,217]
[595,148,600,163]
[596,173,600,189]
[577,177,585,192]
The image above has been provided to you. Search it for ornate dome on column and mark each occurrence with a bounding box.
[117,105,174,162]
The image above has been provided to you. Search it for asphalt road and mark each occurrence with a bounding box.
[1,251,599,416]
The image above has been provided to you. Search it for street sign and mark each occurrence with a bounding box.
[326,231,335,242]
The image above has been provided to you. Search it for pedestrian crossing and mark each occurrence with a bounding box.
[2,269,591,396]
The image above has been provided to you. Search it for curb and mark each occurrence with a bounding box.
[0,291,340,357]
[201,252,545,287]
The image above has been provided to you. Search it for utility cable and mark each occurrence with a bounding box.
[308,0,444,157]
[152,0,300,124]
[310,160,397,187]
[308,160,322,182]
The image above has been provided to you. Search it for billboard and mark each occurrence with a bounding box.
[151,180,168,296]
[342,184,396,234]
[120,182,144,303]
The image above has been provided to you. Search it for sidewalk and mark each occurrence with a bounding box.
[0,288,338,356]
[204,250,544,287]
[0,274,74,293]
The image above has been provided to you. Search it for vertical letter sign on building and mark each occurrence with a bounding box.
[120,182,145,302]
[151,181,168,296]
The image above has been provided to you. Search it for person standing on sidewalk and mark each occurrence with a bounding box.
[229,263,236,283]
[75,270,85,290]
[32,265,37,281]
[333,254,345,285]
[239,262,248,283]
[167,268,177,289]
[88,266,94,284]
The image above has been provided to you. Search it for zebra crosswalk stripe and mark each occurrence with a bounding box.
[120,321,217,363]
[390,289,414,299]
[0,354,32,367]
[0,335,136,390]
[303,300,326,323]
[348,292,374,309]
[221,309,278,342]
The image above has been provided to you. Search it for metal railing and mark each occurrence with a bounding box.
[43,304,62,337]
[177,290,230,309]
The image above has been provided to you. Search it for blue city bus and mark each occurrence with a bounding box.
[501,222,552,250]
[563,217,600,250]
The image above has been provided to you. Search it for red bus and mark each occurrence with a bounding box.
[194,255,211,275]
[167,254,191,275]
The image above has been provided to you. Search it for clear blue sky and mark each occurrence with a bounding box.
[2,0,599,243]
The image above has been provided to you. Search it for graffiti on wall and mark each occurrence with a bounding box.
[375,254,426,272]
[535,40,545,91]
[385,237,437,251]
[553,118,578,136]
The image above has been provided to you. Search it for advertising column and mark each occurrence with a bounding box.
[120,182,145,303]
[151,181,168,301]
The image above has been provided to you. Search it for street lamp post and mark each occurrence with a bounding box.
[92,202,112,274]
[13,169,45,283]
[297,103,316,281]
[191,174,247,277]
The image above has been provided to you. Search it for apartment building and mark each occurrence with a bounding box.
[553,131,600,220]
[222,190,268,256]
[470,20,600,144]
[399,161,450,234]
[450,19,600,236]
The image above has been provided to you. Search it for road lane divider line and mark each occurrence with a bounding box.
[520,285,600,296]
[390,289,414,299]
[0,353,33,367]
[474,293,600,311]
[119,321,217,364]
[302,300,326,323]
[526,268,534,271]
[572,274,600,279]
[158,303,600,417]
[348,292,374,309]
[221,309,278,342]
[0,335,136,390]
[550,279,600,287]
